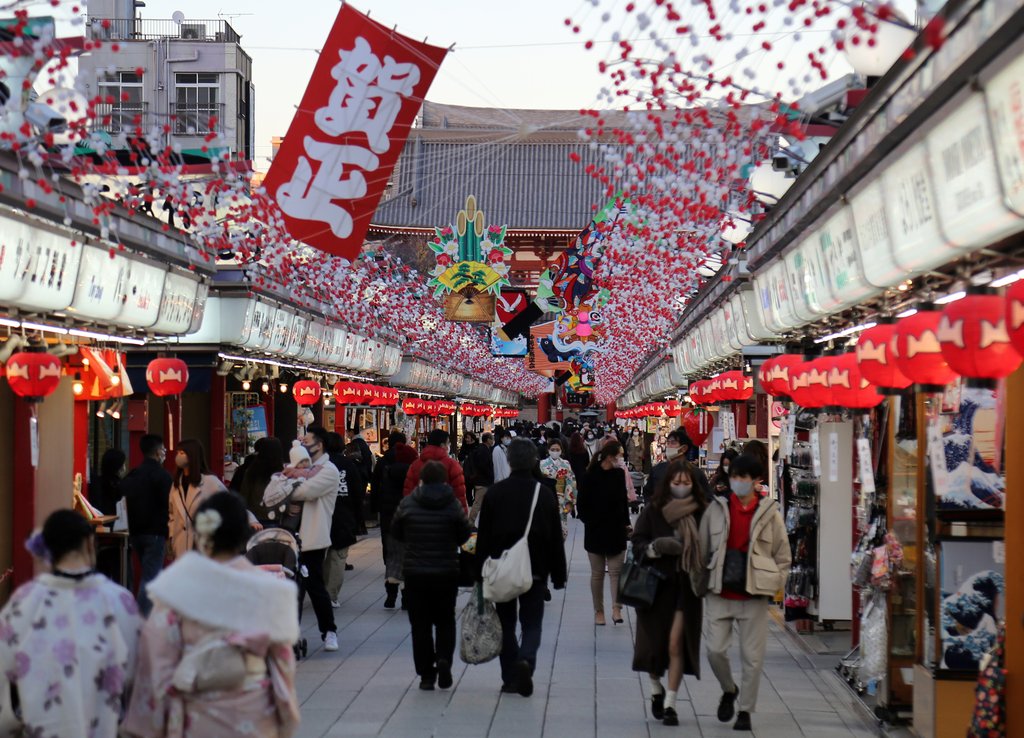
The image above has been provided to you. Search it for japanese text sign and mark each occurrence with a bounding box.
[263,4,448,259]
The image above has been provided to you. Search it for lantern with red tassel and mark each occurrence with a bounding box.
[5,351,63,400]
[938,289,1022,386]
[146,358,189,397]
[893,303,960,390]
[292,380,322,406]
[1007,279,1024,356]
[856,319,912,394]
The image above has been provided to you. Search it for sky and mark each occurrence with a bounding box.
[111,0,617,167]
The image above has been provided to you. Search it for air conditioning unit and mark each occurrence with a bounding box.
[180,23,205,40]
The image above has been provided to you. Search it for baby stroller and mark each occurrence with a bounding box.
[246,527,308,659]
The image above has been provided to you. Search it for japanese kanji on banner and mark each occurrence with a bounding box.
[263,4,449,260]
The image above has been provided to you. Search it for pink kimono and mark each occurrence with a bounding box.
[123,553,301,738]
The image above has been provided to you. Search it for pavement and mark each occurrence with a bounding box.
[293,519,893,738]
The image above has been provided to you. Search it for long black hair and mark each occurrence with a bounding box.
[651,458,710,512]
[587,440,623,472]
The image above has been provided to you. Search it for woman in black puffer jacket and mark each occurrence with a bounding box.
[391,461,472,690]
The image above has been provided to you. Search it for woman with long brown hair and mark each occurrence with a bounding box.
[169,439,228,559]
[630,458,709,726]
[577,441,631,626]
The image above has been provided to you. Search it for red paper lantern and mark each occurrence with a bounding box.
[788,361,823,408]
[807,357,833,407]
[938,292,1022,382]
[292,380,322,406]
[856,319,912,393]
[1007,279,1024,356]
[766,354,803,398]
[827,353,883,408]
[706,376,723,404]
[758,359,774,394]
[5,351,62,399]
[893,305,960,389]
[146,358,189,397]
[664,400,682,417]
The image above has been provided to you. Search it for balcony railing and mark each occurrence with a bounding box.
[88,18,241,44]
[170,102,226,136]
[91,102,149,134]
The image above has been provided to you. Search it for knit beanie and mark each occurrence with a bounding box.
[289,440,311,467]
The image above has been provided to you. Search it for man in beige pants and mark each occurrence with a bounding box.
[697,454,790,732]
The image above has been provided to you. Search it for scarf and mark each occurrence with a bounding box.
[661,496,701,574]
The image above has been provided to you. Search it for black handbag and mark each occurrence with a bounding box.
[618,552,667,609]
[722,549,748,591]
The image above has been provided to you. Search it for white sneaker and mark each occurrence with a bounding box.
[330,600,340,609]
[323,632,339,651]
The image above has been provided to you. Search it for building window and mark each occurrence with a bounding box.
[173,73,219,134]
[97,71,144,133]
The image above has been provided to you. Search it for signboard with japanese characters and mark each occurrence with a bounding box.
[262,4,449,260]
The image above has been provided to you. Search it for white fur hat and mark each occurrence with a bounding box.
[289,439,311,466]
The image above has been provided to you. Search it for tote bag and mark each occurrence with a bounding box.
[618,548,667,609]
[481,483,540,603]
[459,583,503,664]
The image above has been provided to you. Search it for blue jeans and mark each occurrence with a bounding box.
[495,580,546,686]
[130,535,166,617]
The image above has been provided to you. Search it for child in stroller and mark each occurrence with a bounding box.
[246,527,309,659]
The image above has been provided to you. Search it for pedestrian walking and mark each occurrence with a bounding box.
[0,510,141,738]
[631,458,708,726]
[121,433,173,615]
[391,461,472,691]
[466,432,495,524]
[124,492,300,738]
[644,431,709,502]
[238,437,285,523]
[538,439,578,538]
[284,425,341,652]
[372,432,418,608]
[169,439,228,560]
[698,453,791,732]
[323,443,363,607]
[491,427,512,483]
[476,439,567,697]
[403,429,468,514]
[578,441,631,626]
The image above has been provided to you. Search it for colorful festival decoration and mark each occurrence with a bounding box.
[292,380,323,406]
[146,358,189,397]
[894,305,960,389]
[428,196,511,323]
[490,290,531,358]
[856,320,913,394]
[334,382,399,406]
[826,353,884,409]
[4,351,63,400]
[262,4,449,260]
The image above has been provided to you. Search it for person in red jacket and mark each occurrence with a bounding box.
[403,429,468,514]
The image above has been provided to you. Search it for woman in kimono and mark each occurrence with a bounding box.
[169,438,228,559]
[538,439,578,539]
[0,509,141,738]
[125,491,301,738]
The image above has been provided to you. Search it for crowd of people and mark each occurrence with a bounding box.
[0,417,788,736]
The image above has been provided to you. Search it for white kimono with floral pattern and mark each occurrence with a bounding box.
[0,573,141,738]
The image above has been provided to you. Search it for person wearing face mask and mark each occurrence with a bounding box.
[711,448,739,497]
[583,429,600,459]
[577,442,631,626]
[169,439,229,561]
[630,459,709,726]
[644,431,709,503]
[697,453,790,733]
[121,434,173,616]
[538,440,578,539]
[492,427,513,483]
[282,425,342,652]
[625,428,644,471]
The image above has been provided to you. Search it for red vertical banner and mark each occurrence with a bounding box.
[262,4,449,260]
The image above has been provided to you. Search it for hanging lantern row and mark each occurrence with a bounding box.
[688,370,753,405]
[462,403,492,417]
[333,381,400,407]
[493,407,520,419]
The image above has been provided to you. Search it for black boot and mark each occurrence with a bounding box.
[384,582,398,609]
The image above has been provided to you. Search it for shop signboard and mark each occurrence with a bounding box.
[68,244,129,321]
[737,288,775,341]
[115,259,165,328]
[153,271,200,335]
[0,218,84,312]
[725,294,753,348]
[766,260,802,331]
[984,47,1024,214]
[299,321,327,362]
[232,405,268,442]
[709,308,733,353]
[381,345,402,376]
[883,143,949,275]
[849,179,904,289]
[698,321,720,366]
[235,299,274,351]
[927,92,1023,249]
[785,237,833,321]
[817,206,875,309]
[188,282,209,335]
[266,308,295,355]
[341,332,367,369]
[320,326,346,366]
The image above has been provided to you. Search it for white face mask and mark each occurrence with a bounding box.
[670,483,692,499]
[501,437,512,447]
[548,450,562,459]
[664,446,681,460]
[730,479,754,498]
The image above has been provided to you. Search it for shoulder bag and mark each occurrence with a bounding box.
[481,483,540,603]
[618,546,667,609]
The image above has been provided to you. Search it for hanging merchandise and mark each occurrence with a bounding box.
[967,624,1006,738]
[937,290,1022,384]
[893,303,960,390]
[859,595,888,685]
[145,358,189,396]
[855,319,913,393]
[680,408,711,447]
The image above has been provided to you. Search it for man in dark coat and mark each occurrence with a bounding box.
[466,432,495,523]
[120,433,172,616]
[371,431,418,608]
[644,431,710,502]
[391,461,472,691]
[476,439,567,697]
